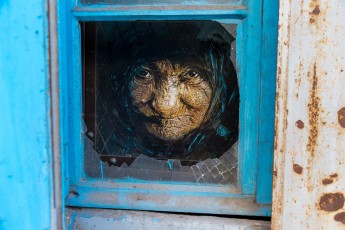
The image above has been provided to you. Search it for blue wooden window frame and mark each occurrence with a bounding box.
[58,0,278,216]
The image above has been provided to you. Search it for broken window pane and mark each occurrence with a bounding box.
[82,21,239,185]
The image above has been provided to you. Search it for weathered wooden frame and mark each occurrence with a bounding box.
[58,0,278,217]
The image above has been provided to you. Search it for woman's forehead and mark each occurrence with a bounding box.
[140,55,210,68]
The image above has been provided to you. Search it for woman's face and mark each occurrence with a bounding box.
[129,59,212,141]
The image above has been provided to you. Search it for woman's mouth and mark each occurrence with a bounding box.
[143,115,198,141]
[146,115,193,126]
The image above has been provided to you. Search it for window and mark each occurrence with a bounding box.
[83,20,239,185]
[60,0,277,216]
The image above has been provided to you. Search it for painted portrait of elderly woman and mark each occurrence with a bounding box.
[83,21,239,182]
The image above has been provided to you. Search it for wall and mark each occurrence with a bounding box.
[272,0,345,229]
[0,0,54,229]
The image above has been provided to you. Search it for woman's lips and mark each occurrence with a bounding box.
[145,115,194,127]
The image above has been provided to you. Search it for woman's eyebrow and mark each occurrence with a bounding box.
[181,64,211,73]
[141,65,154,70]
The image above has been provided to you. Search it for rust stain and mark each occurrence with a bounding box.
[322,178,333,185]
[307,63,320,157]
[309,4,320,23]
[277,67,281,74]
[293,164,303,174]
[311,5,320,15]
[319,193,344,212]
[323,173,338,185]
[296,120,305,129]
[330,173,338,178]
[338,107,345,128]
[274,93,279,151]
[334,212,345,225]
[273,170,277,177]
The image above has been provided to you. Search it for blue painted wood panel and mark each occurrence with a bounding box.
[237,0,263,195]
[256,0,279,204]
[0,0,53,229]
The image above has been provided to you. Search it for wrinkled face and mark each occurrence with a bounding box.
[129,59,212,141]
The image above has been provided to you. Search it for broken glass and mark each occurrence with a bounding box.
[84,133,238,185]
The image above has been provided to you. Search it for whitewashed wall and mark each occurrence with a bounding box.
[272,0,345,229]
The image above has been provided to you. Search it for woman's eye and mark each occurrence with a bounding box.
[137,69,152,79]
[187,70,199,78]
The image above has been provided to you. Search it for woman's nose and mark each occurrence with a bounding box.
[152,78,181,118]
